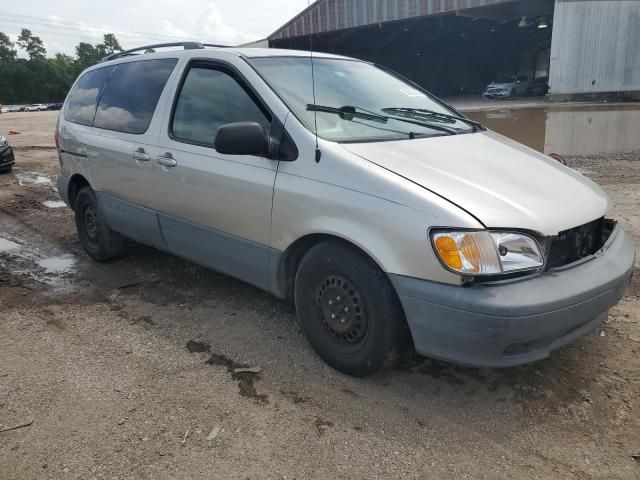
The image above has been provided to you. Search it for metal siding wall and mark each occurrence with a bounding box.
[549,0,640,94]
[270,0,513,39]
[544,109,640,155]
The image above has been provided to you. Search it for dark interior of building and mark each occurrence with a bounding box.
[270,0,555,97]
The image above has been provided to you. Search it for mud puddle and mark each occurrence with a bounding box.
[0,237,20,252]
[38,254,76,274]
[15,171,51,186]
[186,340,268,404]
[42,200,66,208]
[0,213,78,290]
[467,104,640,155]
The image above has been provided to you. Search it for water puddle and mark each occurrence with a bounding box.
[38,254,76,274]
[0,230,77,283]
[42,200,66,209]
[16,171,51,186]
[466,105,640,155]
[0,237,20,252]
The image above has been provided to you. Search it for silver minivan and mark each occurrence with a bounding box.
[56,43,635,376]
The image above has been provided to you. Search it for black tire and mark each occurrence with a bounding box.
[0,166,11,174]
[510,88,516,97]
[294,241,408,377]
[74,186,126,261]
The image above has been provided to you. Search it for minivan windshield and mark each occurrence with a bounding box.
[249,57,476,143]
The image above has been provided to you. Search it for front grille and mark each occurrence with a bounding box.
[545,218,613,269]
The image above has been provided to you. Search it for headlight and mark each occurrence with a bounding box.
[0,136,7,147]
[431,230,543,276]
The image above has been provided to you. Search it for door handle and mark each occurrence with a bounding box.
[157,152,177,168]
[132,148,150,162]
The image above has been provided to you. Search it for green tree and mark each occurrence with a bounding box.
[16,28,46,60]
[101,33,122,53]
[0,30,123,104]
[95,33,123,59]
[75,42,100,69]
[76,34,123,68]
[0,32,17,61]
[47,53,78,101]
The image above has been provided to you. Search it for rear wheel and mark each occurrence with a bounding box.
[294,241,408,376]
[74,186,126,261]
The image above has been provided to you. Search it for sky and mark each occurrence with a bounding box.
[0,0,306,57]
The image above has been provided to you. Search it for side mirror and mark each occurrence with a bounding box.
[215,122,269,156]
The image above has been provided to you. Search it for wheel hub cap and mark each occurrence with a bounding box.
[84,205,98,240]
[316,274,368,344]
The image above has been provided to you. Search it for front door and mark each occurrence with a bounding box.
[152,60,278,290]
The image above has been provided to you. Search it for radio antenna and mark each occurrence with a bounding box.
[307,0,321,163]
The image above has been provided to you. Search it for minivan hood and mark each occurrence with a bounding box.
[341,130,609,236]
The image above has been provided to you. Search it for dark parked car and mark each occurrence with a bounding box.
[47,102,63,111]
[527,77,549,96]
[0,135,15,173]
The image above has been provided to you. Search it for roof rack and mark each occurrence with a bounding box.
[101,41,228,62]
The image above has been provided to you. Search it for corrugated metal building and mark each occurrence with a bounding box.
[270,0,512,40]
[267,0,640,99]
[550,0,640,98]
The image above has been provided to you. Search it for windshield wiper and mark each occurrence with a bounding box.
[307,104,459,136]
[381,107,484,131]
[306,104,388,123]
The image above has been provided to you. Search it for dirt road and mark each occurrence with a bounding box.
[1,111,639,479]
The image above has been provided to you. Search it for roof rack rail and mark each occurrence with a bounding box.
[101,41,228,62]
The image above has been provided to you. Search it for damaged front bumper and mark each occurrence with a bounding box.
[390,222,636,368]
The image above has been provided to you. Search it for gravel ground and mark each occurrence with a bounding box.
[0,111,639,479]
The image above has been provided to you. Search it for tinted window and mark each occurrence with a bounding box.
[172,65,271,147]
[93,58,177,134]
[65,66,114,126]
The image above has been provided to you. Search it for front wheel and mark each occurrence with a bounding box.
[74,187,126,261]
[294,241,408,376]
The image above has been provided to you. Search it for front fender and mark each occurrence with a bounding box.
[271,171,471,287]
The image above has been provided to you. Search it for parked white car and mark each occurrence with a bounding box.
[56,43,634,376]
[25,104,47,112]
[483,75,530,99]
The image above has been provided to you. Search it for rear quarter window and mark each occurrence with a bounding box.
[93,58,178,134]
[64,66,114,126]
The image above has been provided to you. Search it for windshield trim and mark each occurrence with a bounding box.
[337,132,451,144]
[244,56,477,144]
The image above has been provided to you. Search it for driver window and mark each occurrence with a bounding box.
[171,65,271,148]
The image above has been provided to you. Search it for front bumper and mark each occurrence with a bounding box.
[0,145,14,169]
[390,223,636,368]
[483,90,511,99]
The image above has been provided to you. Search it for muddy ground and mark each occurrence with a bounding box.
[0,111,639,479]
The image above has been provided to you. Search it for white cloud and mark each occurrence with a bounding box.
[162,3,254,45]
[2,0,304,57]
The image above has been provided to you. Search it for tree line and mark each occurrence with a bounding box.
[0,29,124,104]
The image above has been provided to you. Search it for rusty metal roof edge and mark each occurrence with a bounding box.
[267,0,320,40]
[267,0,516,41]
